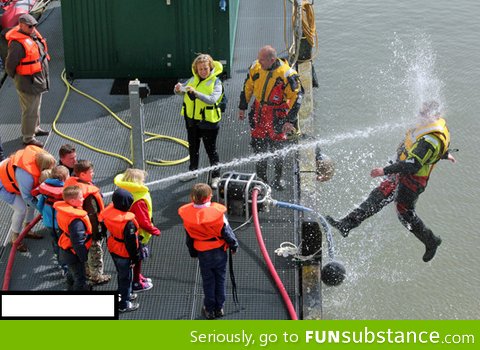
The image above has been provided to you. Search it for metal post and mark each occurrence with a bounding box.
[128,79,149,170]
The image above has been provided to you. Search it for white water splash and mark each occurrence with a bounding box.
[390,33,446,122]
[102,121,407,198]
[146,121,407,187]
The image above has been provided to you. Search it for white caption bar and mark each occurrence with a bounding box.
[2,294,115,318]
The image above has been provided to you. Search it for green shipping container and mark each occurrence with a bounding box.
[61,0,239,79]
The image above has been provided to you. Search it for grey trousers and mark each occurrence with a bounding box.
[17,90,42,143]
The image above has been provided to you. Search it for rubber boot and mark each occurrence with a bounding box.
[256,161,268,184]
[325,210,365,237]
[409,224,442,262]
[327,188,391,237]
[271,162,285,191]
[397,210,442,262]
[422,232,442,262]
[325,216,354,237]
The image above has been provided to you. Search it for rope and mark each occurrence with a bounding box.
[298,1,317,48]
[30,0,51,14]
[286,0,319,64]
[53,69,190,167]
[274,241,322,262]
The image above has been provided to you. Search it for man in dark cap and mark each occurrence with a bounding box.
[5,13,50,148]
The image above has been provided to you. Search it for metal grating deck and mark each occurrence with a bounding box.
[0,0,305,320]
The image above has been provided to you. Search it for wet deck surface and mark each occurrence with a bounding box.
[0,1,305,319]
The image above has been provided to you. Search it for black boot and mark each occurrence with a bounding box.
[256,162,268,184]
[326,200,380,237]
[423,235,442,262]
[326,216,351,237]
[397,210,442,262]
[272,161,285,191]
[329,187,393,237]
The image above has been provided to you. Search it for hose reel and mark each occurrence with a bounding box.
[216,172,270,222]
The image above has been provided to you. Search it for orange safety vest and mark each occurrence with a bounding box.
[100,203,139,259]
[178,202,227,252]
[64,177,105,211]
[54,201,92,254]
[36,182,64,205]
[0,145,46,194]
[5,26,50,76]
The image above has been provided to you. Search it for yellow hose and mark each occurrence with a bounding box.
[52,70,189,166]
[299,0,317,48]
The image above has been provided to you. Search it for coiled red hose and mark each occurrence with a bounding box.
[251,188,298,320]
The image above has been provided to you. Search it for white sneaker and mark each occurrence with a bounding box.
[180,172,198,182]
[119,301,139,313]
[210,177,221,189]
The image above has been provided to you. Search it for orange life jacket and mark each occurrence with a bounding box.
[64,177,105,211]
[5,26,50,75]
[0,145,46,194]
[100,203,139,259]
[36,182,64,205]
[178,202,227,252]
[54,201,92,254]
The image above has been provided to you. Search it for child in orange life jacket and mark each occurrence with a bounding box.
[36,165,70,275]
[99,188,141,313]
[54,185,92,291]
[178,183,238,320]
[114,168,160,292]
[64,160,111,285]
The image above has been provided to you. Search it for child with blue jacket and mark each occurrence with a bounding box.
[37,165,70,273]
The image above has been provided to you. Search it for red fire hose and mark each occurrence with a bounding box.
[2,214,42,291]
[251,188,298,320]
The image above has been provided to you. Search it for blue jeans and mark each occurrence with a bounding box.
[111,254,133,308]
[198,247,227,312]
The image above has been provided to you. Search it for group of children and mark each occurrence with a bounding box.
[34,146,160,312]
[27,143,238,317]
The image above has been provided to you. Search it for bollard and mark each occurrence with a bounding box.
[128,79,150,170]
[301,220,323,319]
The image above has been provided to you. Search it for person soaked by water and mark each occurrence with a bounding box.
[326,101,456,262]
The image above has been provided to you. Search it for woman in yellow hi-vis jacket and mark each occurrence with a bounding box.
[174,54,226,189]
